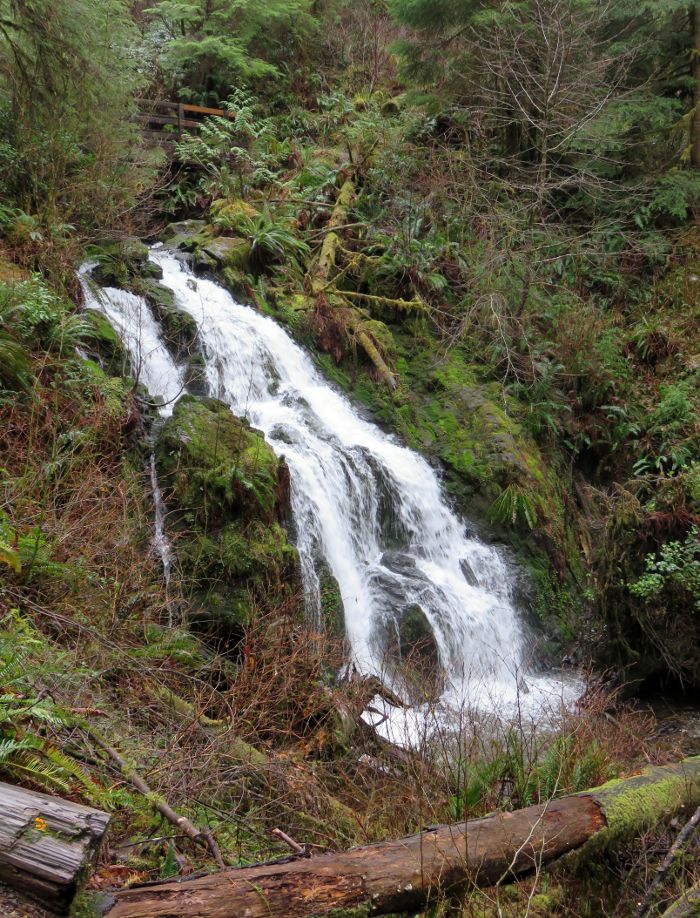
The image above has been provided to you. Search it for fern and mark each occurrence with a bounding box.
[489,484,538,530]
[0,643,92,795]
[0,332,31,391]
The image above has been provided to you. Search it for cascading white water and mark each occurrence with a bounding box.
[80,273,184,596]
[83,249,577,734]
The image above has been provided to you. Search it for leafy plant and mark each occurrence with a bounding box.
[238,212,310,271]
[0,331,31,391]
[0,645,75,792]
[629,526,700,611]
[489,484,538,531]
[0,276,92,356]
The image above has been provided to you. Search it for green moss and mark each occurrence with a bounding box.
[203,236,252,271]
[155,395,299,641]
[83,310,128,377]
[595,759,700,839]
[156,395,281,524]
[566,757,700,871]
[211,198,261,233]
[221,266,248,300]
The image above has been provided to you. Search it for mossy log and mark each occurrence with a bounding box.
[307,167,396,389]
[311,178,356,295]
[102,757,700,918]
[0,780,109,914]
[659,881,700,917]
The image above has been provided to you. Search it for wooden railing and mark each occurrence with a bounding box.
[134,100,235,144]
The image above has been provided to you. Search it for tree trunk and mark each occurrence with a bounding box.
[102,757,700,918]
[693,4,700,169]
[0,780,110,914]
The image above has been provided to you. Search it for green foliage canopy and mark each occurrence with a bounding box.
[147,0,318,100]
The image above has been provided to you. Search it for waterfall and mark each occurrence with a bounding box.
[83,249,578,736]
[80,274,183,597]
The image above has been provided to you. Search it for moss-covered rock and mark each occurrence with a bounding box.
[155,395,299,643]
[156,395,281,524]
[139,280,198,362]
[92,237,161,286]
[82,310,129,378]
[210,198,260,234]
[203,236,251,271]
[221,266,248,301]
[161,220,207,252]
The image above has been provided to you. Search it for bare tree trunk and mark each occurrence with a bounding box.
[102,757,700,918]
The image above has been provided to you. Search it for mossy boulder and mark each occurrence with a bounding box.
[210,198,260,234]
[221,266,248,301]
[82,310,128,377]
[155,395,299,643]
[156,395,283,524]
[139,280,198,361]
[203,236,251,271]
[161,220,207,252]
[92,237,161,286]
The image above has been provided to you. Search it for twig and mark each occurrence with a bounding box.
[271,828,308,857]
[84,726,226,868]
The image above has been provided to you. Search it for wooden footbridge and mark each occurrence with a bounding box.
[135,99,234,147]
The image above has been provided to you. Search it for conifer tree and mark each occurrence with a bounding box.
[147,0,318,101]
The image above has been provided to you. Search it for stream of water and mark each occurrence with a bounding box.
[83,249,577,739]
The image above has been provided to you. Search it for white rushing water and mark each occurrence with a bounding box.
[80,272,183,601]
[83,249,577,738]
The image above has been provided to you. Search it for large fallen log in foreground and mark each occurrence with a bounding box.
[103,757,700,918]
[0,779,110,913]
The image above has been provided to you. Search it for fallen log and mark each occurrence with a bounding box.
[102,757,700,918]
[660,880,700,917]
[0,780,110,914]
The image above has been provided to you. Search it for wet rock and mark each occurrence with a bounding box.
[397,604,440,668]
[194,249,217,273]
[382,603,443,703]
[141,280,198,362]
[82,311,128,377]
[460,558,478,586]
[221,266,248,300]
[203,236,251,271]
[161,220,207,252]
[155,395,299,645]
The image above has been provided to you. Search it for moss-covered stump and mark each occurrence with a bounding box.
[155,395,299,644]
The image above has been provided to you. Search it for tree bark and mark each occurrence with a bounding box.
[102,757,700,918]
[0,779,110,914]
[693,4,700,169]
[660,880,700,917]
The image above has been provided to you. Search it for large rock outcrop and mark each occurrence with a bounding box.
[155,395,298,644]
